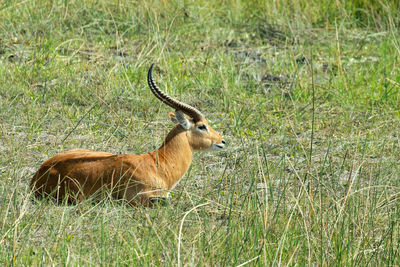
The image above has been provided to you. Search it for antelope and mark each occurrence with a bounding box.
[30,64,226,206]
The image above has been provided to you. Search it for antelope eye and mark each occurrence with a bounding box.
[196,124,208,131]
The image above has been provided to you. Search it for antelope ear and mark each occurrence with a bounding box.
[168,111,179,124]
[168,111,191,130]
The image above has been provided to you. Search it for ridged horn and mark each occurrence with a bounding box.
[147,64,204,122]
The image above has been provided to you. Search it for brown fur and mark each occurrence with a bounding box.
[30,115,224,206]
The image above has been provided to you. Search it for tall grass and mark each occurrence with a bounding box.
[0,0,399,265]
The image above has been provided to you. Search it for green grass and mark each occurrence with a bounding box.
[1,0,400,265]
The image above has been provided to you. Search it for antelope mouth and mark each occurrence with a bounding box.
[213,144,225,150]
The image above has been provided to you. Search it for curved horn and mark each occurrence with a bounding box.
[147,64,204,122]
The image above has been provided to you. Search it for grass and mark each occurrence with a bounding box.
[0,0,400,265]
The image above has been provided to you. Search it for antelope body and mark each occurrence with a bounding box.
[30,64,225,205]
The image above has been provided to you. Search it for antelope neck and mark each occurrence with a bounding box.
[154,126,193,189]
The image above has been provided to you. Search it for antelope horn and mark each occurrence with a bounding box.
[147,64,204,122]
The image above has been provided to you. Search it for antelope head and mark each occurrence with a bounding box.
[147,64,226,152]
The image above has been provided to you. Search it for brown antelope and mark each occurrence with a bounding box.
[30,64,226,206]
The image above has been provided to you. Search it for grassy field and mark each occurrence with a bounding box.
[1,0,400,265]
